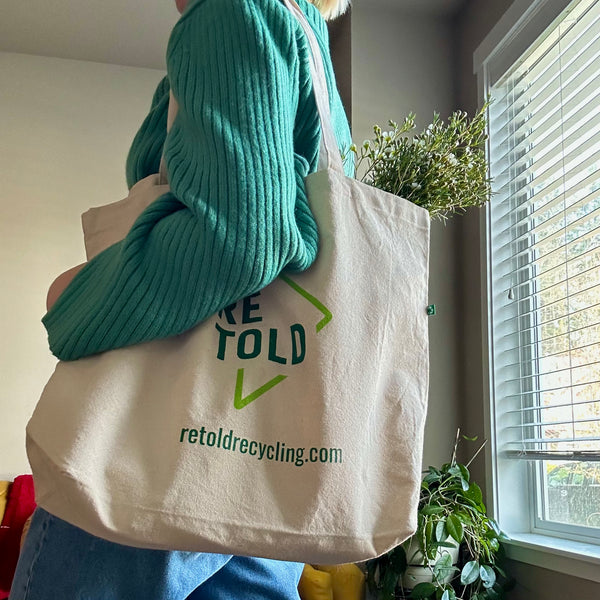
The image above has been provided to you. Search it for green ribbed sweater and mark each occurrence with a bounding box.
[43,0,353,361]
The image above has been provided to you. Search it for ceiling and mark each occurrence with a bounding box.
[0,0,466,71]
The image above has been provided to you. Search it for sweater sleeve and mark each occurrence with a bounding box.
[42,0,321,361]
[125,76,170,189]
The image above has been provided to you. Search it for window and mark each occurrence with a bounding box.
[483,0,600,553]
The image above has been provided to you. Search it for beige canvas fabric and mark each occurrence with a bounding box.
[27,0,430,564]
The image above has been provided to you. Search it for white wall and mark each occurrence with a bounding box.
[352,5,455,139]
[352,4,462,469]
[0,52,165,478]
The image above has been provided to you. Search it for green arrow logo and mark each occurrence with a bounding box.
[233,368,287,410]
[232,277,330,409]
[279,274,332,332]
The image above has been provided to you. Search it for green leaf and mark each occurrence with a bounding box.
[382,567,398,598]
[461,561,480,585]
[495,565,507,578]
[435,519,447,541]
[433,552,453,573]
[423,473,440,485]
[459,464,470,482]
[460,476,470,491]
[444,589,457,600]
[422,505,445,515]
[410,582,437,599]
[485,587,501,600]
[389,545,408,573]
[465,482,483,504]
[480,565,496,589]
[446,514,464,543]
[488,518,501,536]
[436,541,458,549]
[433,553,457,581]
[365,560,378,592]
[448,465,462,478]
[441,591,452,600]
[455,511,474,526]
[425,519,434,546]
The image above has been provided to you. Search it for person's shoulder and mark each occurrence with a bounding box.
[168,0,318,61]
[295,0,328,34]
[178,0,295,23]
[176,0,324,36]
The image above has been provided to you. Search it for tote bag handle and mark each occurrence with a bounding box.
[281,0,345,173]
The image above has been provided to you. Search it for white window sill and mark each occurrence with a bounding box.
[503,532,600,583]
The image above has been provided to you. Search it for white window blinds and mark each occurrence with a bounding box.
[488,0,600,462]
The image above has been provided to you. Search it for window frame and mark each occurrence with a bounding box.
[474,0,600,582]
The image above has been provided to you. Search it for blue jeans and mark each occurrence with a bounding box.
[9,509,303,600]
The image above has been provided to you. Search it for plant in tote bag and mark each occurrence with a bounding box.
[349,104,492,221]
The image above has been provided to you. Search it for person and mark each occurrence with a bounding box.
[42,0,354,362]
[10,0,352,598]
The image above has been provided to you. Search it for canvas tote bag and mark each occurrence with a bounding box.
[27,0,430,564]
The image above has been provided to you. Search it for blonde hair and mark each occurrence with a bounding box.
[308,0,351,20]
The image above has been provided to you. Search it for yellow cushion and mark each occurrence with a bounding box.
[314,564,365,600]
[298,564,333,600]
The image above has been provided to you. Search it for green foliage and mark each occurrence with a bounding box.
[433,553,458,583]
[365,431,514,600]
[350,106,492,221]
[547,461,600,486]
[460,562,480,586]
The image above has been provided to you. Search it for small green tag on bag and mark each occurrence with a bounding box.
[426,304,436,316]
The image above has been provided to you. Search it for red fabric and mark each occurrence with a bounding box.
[0,475,36,599]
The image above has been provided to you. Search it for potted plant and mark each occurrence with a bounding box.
[349,105,492,221]
[364,430,514,600]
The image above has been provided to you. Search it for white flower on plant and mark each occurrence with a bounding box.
[353,103,491,220]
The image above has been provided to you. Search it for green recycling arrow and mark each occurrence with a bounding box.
[279,274,332,332]
[232,277,331,409]
[233,368,287,410]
